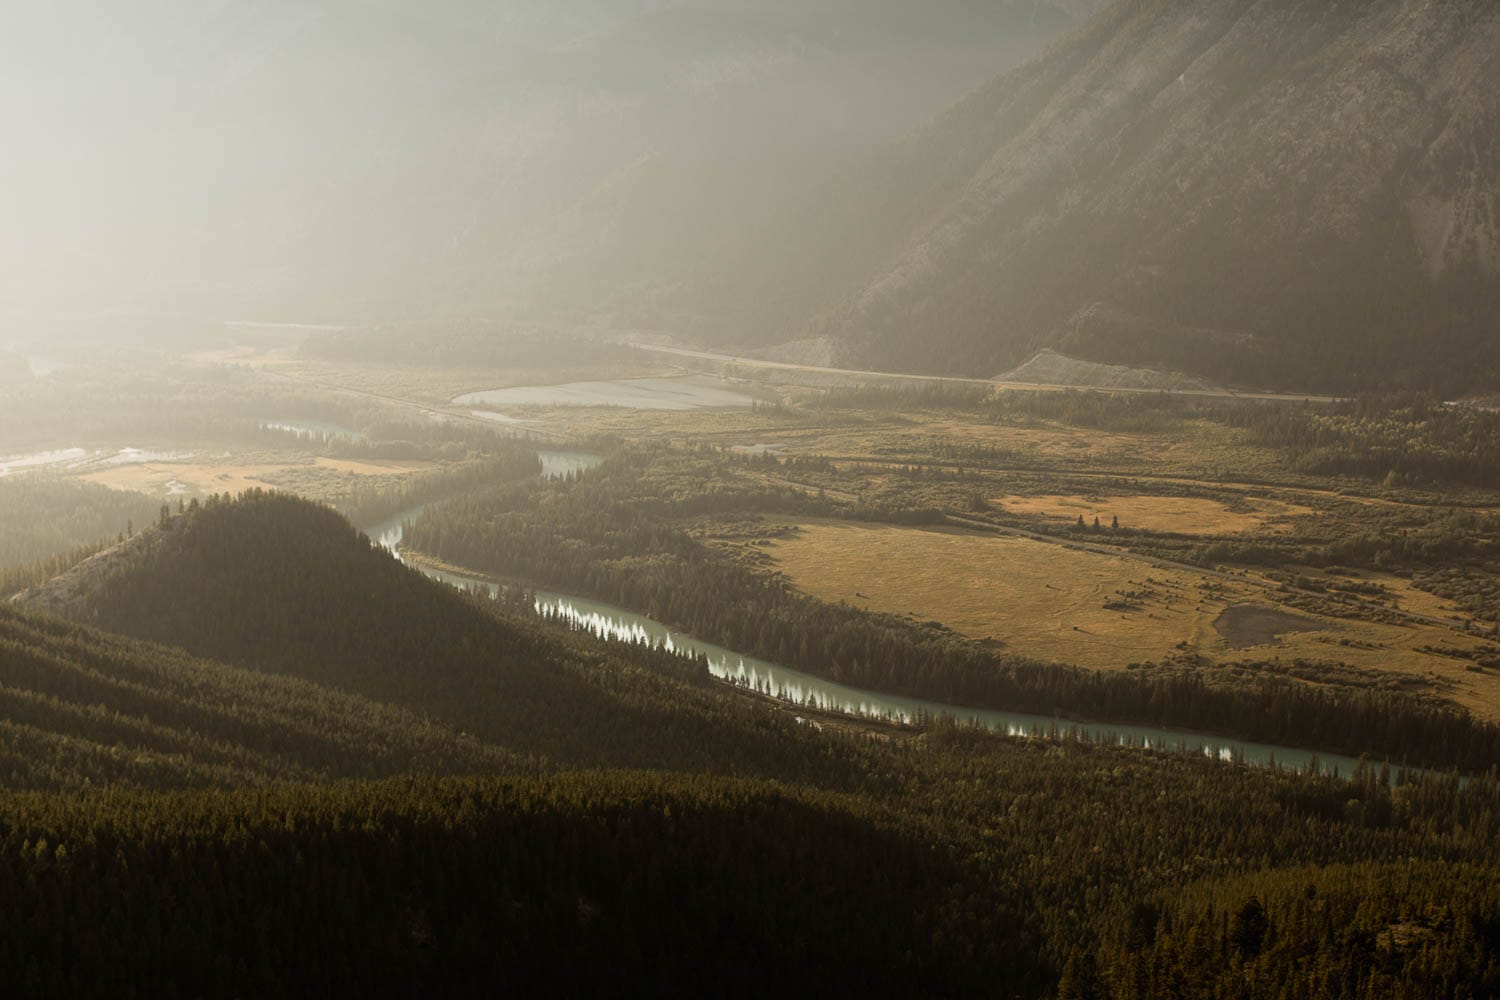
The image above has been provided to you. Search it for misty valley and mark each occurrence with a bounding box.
[3,1,1500,997]
[6,331,1500,996]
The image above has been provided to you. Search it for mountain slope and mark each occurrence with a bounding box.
[430,1,1103,324]
[774,0,1499,391]
[12,491,865,780]
[0,476,157,573]
[0,772,1038,996]
[0,604,516,789]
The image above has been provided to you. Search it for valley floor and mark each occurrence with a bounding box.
[6,341,1500,996]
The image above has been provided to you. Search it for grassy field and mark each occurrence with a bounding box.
[994,493,1312,534]
[765,520,1223,666]
[761,519,1500,720]
[81,457,434,501]
[552,404,1335,495]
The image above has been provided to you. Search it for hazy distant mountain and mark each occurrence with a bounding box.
[0,0,1097,344]
[48,0,1492,393]
[424,1,1108,321]
[759,0,1500,391]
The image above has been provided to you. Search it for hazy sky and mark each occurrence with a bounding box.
[0,1,1081,345]
[3,3,602,326]
[4,3,477,331]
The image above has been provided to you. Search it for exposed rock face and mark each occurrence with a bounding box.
[808,0,1500,391]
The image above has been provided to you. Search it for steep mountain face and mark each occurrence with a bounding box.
[781,0,1500,391]
[434,0,1104,323]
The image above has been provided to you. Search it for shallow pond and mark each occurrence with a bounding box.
[454,376,754,411]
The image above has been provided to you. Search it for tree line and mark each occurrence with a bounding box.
[10,491,1500,994]
[404,449,1500,771]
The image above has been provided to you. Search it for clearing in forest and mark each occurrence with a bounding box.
[996,493,1311,535]
[763,520,1500,720]
[765,520,1225,669]
[79,458,432,500]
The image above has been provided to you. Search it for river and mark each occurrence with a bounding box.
[365,450,1368,777]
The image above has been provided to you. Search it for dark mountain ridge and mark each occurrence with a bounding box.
[783,0,1499,391]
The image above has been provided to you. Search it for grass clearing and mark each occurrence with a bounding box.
[996,493,1313,535]
[1288,565,1486,626]
[79,457,433,501]
[312,458,433,477]
[764,520,1228,669]
[762,519,1500,720]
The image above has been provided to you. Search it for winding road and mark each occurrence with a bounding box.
[628,343,1345,404]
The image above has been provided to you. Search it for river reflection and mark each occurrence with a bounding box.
[364,449,1370,778]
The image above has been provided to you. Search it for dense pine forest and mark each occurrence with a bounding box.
[1090,860,1500,998]
[11,491,879,779]
[0,773,1041,997]
[3,490,1500,994]
[9,769,1499,998]
[0,604,518,788]
[0,477,157,573]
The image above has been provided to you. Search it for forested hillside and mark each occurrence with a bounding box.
[10,490,874,780]
[0,772,1037,996]
[8,489,1500,994]
[1087,860,1500,997]
[0,605,516,789]
[5,733,1500,996]
[0,476,157,571]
